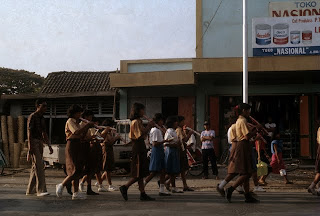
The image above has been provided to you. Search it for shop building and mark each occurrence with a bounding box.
[111,0,320,159]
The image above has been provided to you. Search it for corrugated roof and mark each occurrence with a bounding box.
[41,71,114,94]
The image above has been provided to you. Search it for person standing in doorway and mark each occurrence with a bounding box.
[265,116,276,140]
[200,121,219,180]
[26,99,53,197]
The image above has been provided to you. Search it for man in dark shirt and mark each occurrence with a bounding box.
[26,99,53,196]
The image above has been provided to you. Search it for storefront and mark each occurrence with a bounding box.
[111,0,320,159]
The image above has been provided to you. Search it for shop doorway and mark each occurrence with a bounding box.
[219,95,300,158]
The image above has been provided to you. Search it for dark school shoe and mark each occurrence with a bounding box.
[225,187,234,203]
[87,190,99,195]
[159,192,171,196]
[245,196,260,203]
[216,184,225,197]
[140,193,156,201]
[119,185,128,201]
[245,193,260,203]
[183,187,194,192]
[66,183,73,195]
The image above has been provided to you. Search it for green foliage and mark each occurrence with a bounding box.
[0,67,44,94]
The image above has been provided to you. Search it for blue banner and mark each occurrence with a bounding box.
[253,46,320,56]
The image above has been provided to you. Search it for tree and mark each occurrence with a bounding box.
[0,67,44,95]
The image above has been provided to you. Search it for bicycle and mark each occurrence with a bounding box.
[187,148,204,176]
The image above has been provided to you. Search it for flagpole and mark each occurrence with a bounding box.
[243,0,248,103]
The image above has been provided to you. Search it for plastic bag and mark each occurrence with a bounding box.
[256,160,268,177]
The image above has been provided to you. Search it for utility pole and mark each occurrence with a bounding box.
[243,0,248,103]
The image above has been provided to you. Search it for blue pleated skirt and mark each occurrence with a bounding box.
[149,145,165,172]
[165,147,180,174]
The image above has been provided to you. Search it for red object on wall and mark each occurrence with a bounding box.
[178,97,195,129]
[209,96,220,156]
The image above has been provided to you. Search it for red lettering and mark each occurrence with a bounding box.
[283,10,290,17]
[312,9,320,16]
[303,9,312,16]
[272,10,281,17]
[291,10,298,16]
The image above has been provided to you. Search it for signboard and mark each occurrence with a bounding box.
[270,1,320,17]
[252,16,320,56]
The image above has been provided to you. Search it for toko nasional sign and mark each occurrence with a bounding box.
[270,1,320,17]
[252,16,320,56]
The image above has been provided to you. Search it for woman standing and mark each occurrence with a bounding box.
[56,105,94,200]
[164,116,182,193]
[119,103,155,201]
[225,103,260,203]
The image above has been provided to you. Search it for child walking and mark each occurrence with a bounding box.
[270,131,293,184]
[224,103,260,203]
[164,116,182,193]
[176,116,194,191]
[98,119,121,192]
[56,105,94,200]
[119,103,155,201]
[144,113,171,196]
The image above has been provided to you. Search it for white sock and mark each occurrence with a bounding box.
[236,186,244,191]
[172,187,176,191]
[160,184,165,193]
[144,181,147,186]
[219,180,228,189]
[309,182,316,189]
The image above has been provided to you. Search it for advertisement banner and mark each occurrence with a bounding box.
[252,16,320,56]
[269,1,320,17]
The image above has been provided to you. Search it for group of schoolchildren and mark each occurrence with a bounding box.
[55,105,121,200]
[216,103,295,203]
[119,103,202,201]
[25,99,320,203]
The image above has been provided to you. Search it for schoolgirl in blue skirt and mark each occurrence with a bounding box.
[144,113,171,196]
[164,116,181,193]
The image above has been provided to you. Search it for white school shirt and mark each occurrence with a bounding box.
[164,128,179,146]
[149,127,164,145]
[187,134,196,152]
[265,122,276,138]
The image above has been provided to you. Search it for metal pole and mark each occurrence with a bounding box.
[243,0,248,103]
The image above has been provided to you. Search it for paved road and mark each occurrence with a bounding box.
[0,168,319,216]
[1,185,320,216]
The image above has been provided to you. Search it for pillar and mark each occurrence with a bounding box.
[119,89,128,119]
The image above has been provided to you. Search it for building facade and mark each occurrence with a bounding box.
[111,0,320,159]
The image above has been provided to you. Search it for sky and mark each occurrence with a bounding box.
[0,0,195,77]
